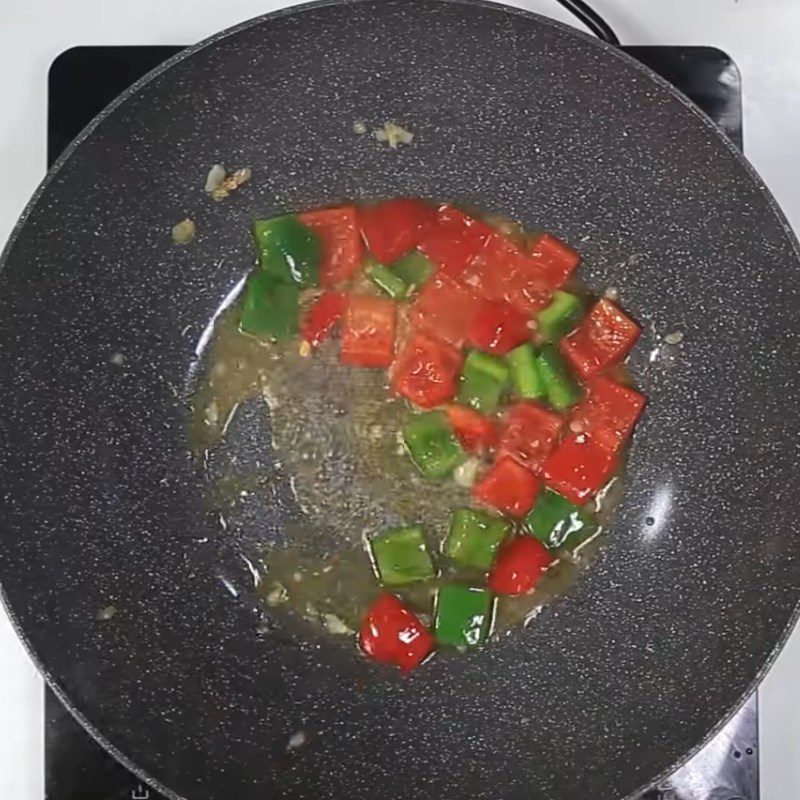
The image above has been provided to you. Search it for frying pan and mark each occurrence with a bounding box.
[1,1,799,799]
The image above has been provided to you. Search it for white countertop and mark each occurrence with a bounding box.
[2,1,800,798]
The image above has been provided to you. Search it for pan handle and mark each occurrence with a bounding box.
[640,789,748,799]
[553,0,620,46]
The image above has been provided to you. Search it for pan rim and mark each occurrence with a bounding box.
[1,1,798,798]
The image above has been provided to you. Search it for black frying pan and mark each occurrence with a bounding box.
[1,2,800,799]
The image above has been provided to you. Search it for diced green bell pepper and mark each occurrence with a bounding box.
[435,585,492,647]
[239,271,300,340]
[506,342,545,399]
[458,351,509,414]
[525,488,597,550]
[537,344,580,410]
[391,251,434,292]
[403,411,465,479]
[252,215,321,288]
[445,509,511,570]
[370,525,436,585]
[537,290,583,341]
[367,260,408,299]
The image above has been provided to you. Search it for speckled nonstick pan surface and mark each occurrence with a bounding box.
[1,1,799,798]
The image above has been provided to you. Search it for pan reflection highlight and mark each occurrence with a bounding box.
[642,482,674,541]
[194,273,248,359]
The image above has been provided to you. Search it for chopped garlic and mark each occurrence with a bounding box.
[204,400,219,427]
[96,604,117,621]
[323,613,353,635]
[109,352,125,366]
[374,121,414,149]
[210,167,252,201]
[204,164,226,193]
[664,331,684,345]
[298,340,312,358]
[172,218,196,245]
[266,583,288,607]
[287,731,307,750]
[353,120,367,134]
[603,286,620,301]
[464,273,480,288]
[454,457,482,488]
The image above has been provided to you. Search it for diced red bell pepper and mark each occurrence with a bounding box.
[340,295,397,368]
[488,536,554,595]
[502,254,558,314]
[461,235,521,303]
[444,404,498,454]
[391,333,463,408]
[528,233,580,289]
[561,299,641,378]
[300,291,345,347]
[542,433,618,505]
[410,273,482,348]
[297,206,363,287]
[467,300,531,355]
[359,199,434,263]
[418,205,493,279]
[359,593,435,670]
[498,402,563,475]
[462,235,554,315]
[473,456,541,518]
[570,376,645,453]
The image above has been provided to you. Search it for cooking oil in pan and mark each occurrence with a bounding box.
[189,307,622,650]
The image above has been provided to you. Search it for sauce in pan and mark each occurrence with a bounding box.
[190,199,643,669]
